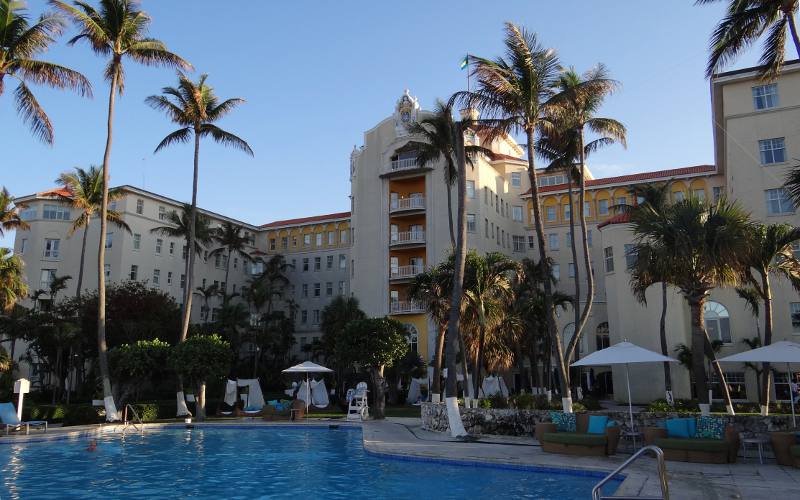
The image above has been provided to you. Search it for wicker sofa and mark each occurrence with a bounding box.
[643,424,739,464]
[535,413,621,456]
[769,431,800,467]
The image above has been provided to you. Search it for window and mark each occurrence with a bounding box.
[584,202,591,217]
[752,83,778,110]
[326,282,333,297]
[551,264,560,281]
[711,371,746,401]
[314,257,321,271]
[158,206,166,220]
[511,172,521,187]
[513,235,525,252]
[759,138,786,165]
[340,230,348,244]
[19,207,36,220]
[598,199,609,216]
[105,232,113,248]
[495,194,499,212]
[788,302,800,332]
[485,218,489,237]
[234,257,238,269]
[484,187,489,204]
[339,254,347,269]
[302,258,309,272]
[616,196,627,207]
[766,188,794,215]
[713,186,723,202]
[180,274,186,289]
[183,245,188,260]
[596,322,610,350]
[281,236,288,249]
[136,199,144,214]
[338,281,346,295]
[566,231,572,248]
[568,262,575,278]
[43,238,60,259]
[538,174,567,187]
[405,324,419,353]
[704,301,731,343]
[692,189,705,201]
[169,241,175,255]
[155,238,163,255]
[328,231,335,245]
[314,283,321,297]
[563,204,571,221]
[202,278,206,289]
[466,214,476,233]
[153,269,161,286]
[466,180,475,198]
[326,255,334,269]
[774,371,800,401]
[673,191,685,202]
[313,310,320,325]
[512,206,523,222]
[129,265,138,281]
[40,269,55,289]
[133,233,141,250]
[624,244,637,270]
[43,204,70,220]
[302,284,308,298]
[167,272,173,285]
[19,238,27,254]
[604,247,614,272]
[292,236,298,247]
[548,233,559,250]
[301,310,308,324]
[546,206,556,222]
[316,233,323,247]
[304,234,311,246]
[269,238,276,251]
[528,235,535,249]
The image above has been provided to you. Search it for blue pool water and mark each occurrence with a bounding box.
[0,426,620,499]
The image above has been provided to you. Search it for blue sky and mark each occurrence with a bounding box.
[2,1,765,248]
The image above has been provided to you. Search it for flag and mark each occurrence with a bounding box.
[459,55,469,70]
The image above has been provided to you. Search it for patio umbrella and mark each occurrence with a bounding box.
[716,340,800,427]
[282,361,334,413]
[572,341,678,434]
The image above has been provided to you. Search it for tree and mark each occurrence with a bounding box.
[146,72,252,345]
[737,223,800,413]
[0,0,91,144]
[408,264,452,402]
[698,0,800,80]
[0,247,27,313]
[249,254,291,315]
[56,165,130,297]
[52,0,190,419]
[320,295,365,400]
[334,317,409,419]
[209,222,253,297]
[0,187,29,237]
[47,273,71,303]
[109,338,171,404]
[194,283,219,323]
[630,196,752,410]
[170,334,231,420]
[151,204,214,257]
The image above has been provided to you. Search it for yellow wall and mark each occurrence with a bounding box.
[264,220,350,254]
[389,313,429,361]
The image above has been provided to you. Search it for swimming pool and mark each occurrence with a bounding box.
[0,426,621,499]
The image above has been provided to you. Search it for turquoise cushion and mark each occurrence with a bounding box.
[0,402,19,425]
[587,415,608,434]
[666,418,691,438]
[696,416,724,440]
[685,417,697,438]
[606,420,618,428]
[550,411,576,432]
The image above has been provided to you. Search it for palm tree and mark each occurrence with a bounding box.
[194,282,219,323]
[630,197,752,411]
[151,205,214,256]
[698,0,800,80]
[52,0,190,417]
[0,247,27,313]
[408,263,452,401]
[1,0,91,144]
[209,221,253,297]
[461,252,518,397]
[56,166,130,297]
[0,187,29,237]
[47,273,71,303]
[320,295,366,401]
[249,254,291,315]
[737,222,800,413]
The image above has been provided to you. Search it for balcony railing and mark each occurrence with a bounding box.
[390,230,425,245]
[390,300,426,314]
[390,158,419,171]
[390,264,424,280]
[390,196,425,212]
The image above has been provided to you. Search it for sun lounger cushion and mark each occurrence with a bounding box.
[695,416,724,440]
[587,415,608,434]
[0,403,19,425]
[654,437,728,452]
[544,432,607,446]
[550,411,576,432]
[665,418,695,438]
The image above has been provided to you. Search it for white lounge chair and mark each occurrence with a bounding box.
[346,382,369,421]
[0,402,47,435]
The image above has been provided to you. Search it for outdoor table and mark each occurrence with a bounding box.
[621,429,643,452]
[742,435,770,464]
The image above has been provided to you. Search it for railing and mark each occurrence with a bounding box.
[391,196,425,211]
[390,230,425,245]
[123,404,144,435]
[591,445,669,500]
[390,158,419,171]
[389,300,426,314]
[390,265,424,280]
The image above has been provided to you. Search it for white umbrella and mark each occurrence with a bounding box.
[282,361,334,414]
[572,341,678,435]
[717,340,800,427]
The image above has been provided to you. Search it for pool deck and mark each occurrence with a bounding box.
[3,417,799,499]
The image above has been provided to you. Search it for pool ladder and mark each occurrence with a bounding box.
[591,445,669,500]
[122,404,144,435]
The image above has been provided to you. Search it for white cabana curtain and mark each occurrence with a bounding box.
[407,377,428,403]
[310,379,329,408]
[221,379,265,410]
[479,376,509,398]
[224,379,237,406]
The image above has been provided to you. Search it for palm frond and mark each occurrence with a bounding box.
[200,124,254,155]
[14,81,53,144]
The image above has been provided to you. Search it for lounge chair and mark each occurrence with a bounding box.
[642,416,739,464]
[346,382,369,421]
[536,413,621,456]
[0,402,47,435]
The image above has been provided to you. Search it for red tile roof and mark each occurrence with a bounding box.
[523,165,717,196]
[597,212,631,229]
[37,187,73,198]
[260,211,351,228]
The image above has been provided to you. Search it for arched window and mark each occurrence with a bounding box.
[704,301,732,343]
[404,324,419,353]
[563,322,584,355]
[596,322,610,350]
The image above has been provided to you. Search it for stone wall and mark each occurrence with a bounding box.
[420,402,797,436]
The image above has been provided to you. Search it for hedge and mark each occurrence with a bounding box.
[22,404,104,426]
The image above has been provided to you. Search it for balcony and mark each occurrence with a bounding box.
[390,264,424,281]
[390,196,425,214]
[390,300,426,315]
[390,230,425,247]
[391,158,419,171]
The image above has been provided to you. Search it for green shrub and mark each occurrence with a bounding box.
[63,405,103,426]
[509,393,536,410]
[646,398,699,414]
[478,398,492,409]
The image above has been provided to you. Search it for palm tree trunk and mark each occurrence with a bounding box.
[458,329,471,398]
[431,325,446,400]
[444,121,468,436]
[75,225,89,297]
[703,337,734,413]
[689,296,709,403]
[224,246,232,298]
[96,63,119,420]
[660,282,672,393]
[760,271,773,414]
[787,13,800,57]
[524,128,567,410]
[180,129,201,342]
[445,163,456,248]
[197,381,206,420]
[473,314,486,398]
[566,178,580,392]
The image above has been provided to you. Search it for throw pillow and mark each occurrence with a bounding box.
[665,418,691,438]
[587,415,609,434]
[696,416,725,440]
[550,411,577,432]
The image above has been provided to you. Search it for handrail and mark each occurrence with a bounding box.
[123,404,144,434]
[592,445,669,500]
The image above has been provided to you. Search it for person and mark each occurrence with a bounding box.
[86,440,97,452]
[792,374,800,404]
